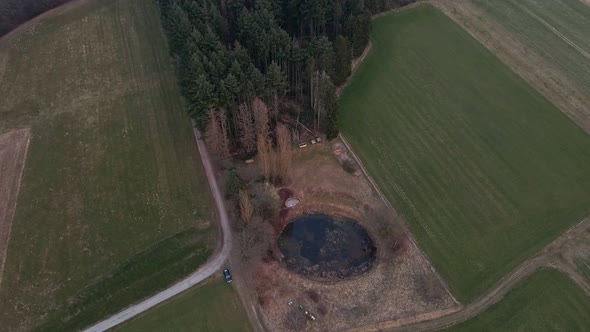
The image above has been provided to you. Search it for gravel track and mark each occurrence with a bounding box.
[83,123,232,332]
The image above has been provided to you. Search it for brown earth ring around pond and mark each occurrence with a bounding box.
[278,214,377,281]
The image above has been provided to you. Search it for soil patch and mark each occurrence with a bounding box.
[279,214,376,280]
[0,128,30,287]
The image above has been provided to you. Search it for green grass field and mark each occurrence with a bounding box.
[472,0,590,101]
[0,0,214,330]
[447,269,590,331]
[115,278,251,332]
[339,5,590,301]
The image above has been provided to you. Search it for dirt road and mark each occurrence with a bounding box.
[350,216,590,332]
[83,123,232,332]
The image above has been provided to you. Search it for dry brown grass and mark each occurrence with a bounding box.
[0,128,30,287]
[237,142,458,332]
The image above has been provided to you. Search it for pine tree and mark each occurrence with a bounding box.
[217,108,231,158]
[238,103,257,152]
[276,124,293,183]
[324,78,340,139]
[187,75,216,128]
[265,61,288,117]
[333,35,352,86]
[346,13,372,58]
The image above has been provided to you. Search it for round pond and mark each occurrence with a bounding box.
[278,214,377,280]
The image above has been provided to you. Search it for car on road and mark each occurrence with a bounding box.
[223,269,233,284]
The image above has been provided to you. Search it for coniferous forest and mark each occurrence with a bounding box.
[157,0,417,158]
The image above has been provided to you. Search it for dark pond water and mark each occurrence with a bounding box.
[278,214,377,280]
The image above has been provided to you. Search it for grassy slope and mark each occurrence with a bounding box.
[447,269,590,331]
[339,5,590,301]
[0,0,214,330]
[472,0,590,100]
[115,278,251,332]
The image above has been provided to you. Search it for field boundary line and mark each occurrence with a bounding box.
[0,128,31,289]
[434,0,590,133]
[337,3,590,331]
[336,42,372,97]
[371,0,430,19]
[482,0,590,92]
[345,307,462,332]
[343,215,590,331]
[549,261,590,297]
[510,0,590,60]
[338,133,460,308]
[389,215,590,331]
[336,1,432,99]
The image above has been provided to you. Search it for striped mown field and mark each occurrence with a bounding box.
[339,5,590,302]
[447,269,590,331]
[472,0,590,106]
[0,0,214,330]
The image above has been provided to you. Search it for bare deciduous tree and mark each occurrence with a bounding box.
[276,124,293,184]
[205,110,222,155]
[252,97,270,139]
[205,109,230,158]
[238,103,257,153]
[217,108,230,158]
[257,133,273,181]
[239,190,254,224]
[310,70,333,132]
[269,147,277,183]
[285,309,306,331]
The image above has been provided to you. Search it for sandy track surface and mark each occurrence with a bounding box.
[0,128,30,288]
[83,123,232,332]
